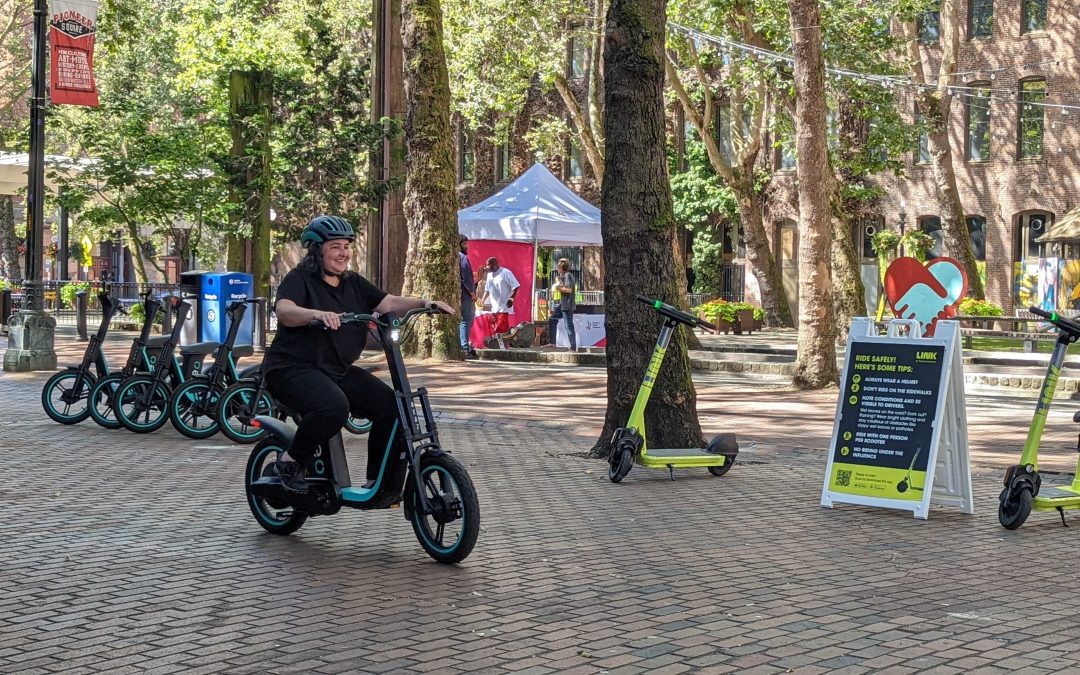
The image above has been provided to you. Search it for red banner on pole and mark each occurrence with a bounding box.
[49,0,99,107]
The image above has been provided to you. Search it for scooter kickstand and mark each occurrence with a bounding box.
[1057,506,1069,527]
[668,465,675,482]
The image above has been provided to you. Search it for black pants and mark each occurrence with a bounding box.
[549,306,576,350]
[264,365,403,481]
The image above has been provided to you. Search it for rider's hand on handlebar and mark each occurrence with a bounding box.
[314,310,343,330]
[428,300,455,316]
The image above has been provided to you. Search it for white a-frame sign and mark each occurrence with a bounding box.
[821,318,974,519]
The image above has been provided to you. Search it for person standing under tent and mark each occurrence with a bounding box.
[481,257,519,336]
[549,258,578,351]
[458,236,479,359]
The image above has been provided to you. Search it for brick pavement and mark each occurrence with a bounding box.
[3,335,1080,672]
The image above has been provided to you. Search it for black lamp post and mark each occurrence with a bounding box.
[898,198,908,258]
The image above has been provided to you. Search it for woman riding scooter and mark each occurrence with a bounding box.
[263,215,454,493]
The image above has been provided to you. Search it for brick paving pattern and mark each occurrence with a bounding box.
[2,338,1080,673]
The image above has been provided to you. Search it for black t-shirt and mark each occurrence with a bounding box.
[263,268,387,377]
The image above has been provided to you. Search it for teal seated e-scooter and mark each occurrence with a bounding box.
[607,295,738,483]
[999,306,1080,529]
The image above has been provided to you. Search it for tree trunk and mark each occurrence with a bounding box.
[592,0,704,457]
[907,0,984,299]
[226,70,274,299]
[830,97,868,342]
[123,222,149,285]
[400,0,460,360]
[554,73,604,184]
[0,195,19,278]
[788,0,837,389]
[734,184,793,327]
[925,90,984,298]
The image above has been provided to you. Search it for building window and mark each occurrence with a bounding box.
[1022,0,1048,33]
[919,216,943,259]
[1017,212,1051,261]
[916,110,931,164]
[566,141,583,179]
[965,83,991,161]
[856,216,882,260]
[1018,79,1046,159]
[967,216,987,261]
[919,2,941,43]
[458,128,474,183]
[568,35,588,79]
[969,0,992,38]
[714,106,734,164]
[777,137,796,170]
[495,140,511,182]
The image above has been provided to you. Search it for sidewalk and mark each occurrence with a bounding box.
[3,329,1080,673]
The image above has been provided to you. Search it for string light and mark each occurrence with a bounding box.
[666,21,1080,119]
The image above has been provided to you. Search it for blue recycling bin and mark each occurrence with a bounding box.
[179,271,254,346]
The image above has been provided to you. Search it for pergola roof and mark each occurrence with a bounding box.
[0,152,87,195]
[1036,206,1080,243]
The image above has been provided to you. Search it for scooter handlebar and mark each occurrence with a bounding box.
[1028,306,1080,335]
[305,305,445,330]
[636,294,715,332]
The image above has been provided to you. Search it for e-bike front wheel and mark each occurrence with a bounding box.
[114,376,172,433]
[245,441,307,535]
[88,373,124,429]
[168,379,220,439]
[217,381,276,444]
[41,370,96,424]
[998,487,1033,530]
[407,454,479,564]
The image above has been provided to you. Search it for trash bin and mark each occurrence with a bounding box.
[177,271,254,345]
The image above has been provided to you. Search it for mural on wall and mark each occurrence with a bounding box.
[1062,260,1080,310]
[884,257,968,337]
[1014,261,1038,311]
[1038,257,1060,314]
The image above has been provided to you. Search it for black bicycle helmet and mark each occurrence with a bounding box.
[301,215,355,246]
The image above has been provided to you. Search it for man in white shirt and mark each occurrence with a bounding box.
[481,256,520,335]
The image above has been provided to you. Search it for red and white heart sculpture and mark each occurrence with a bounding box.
[884,257,969,337]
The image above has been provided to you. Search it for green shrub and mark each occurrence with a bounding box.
[957,298,1003,317]
[59,282,90,308]
[694,299,739,323]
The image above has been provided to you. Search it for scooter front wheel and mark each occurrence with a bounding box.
[245,441,307,536]
[115,376,172,433]
[407,454,479,564]
[88,373,124,429]
[998,487,1033,530]
[608,446,633,483]
[169,379,220,439]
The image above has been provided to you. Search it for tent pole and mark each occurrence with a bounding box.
[530,237,539,323]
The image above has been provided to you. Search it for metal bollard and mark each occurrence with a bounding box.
[253,297,267,350]
[161,296,173,335]
[1,289,11,329]
[75,291,89,341]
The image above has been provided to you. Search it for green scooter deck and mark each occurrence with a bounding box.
[640,447,731,468]
[1034,485,1080,510]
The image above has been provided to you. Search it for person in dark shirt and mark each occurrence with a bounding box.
[263,215,453,493]
[458,235,479,359]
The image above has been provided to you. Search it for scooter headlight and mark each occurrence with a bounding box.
[390,328,401,342]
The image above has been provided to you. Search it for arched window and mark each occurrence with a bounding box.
[918,216,943,259]
[853,216,883,260]
[966,216,986,261]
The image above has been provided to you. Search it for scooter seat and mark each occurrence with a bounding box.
[706,433,739,456]
[233,345,254,358]
[180,341,219,356]
[147,336,169,347]
[253,415,296,445]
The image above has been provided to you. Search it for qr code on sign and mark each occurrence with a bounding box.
[836,469,852,487]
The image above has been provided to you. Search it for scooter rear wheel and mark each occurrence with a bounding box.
[998,487,1033,530]
[707,456,736,477]
[245,441,307,535]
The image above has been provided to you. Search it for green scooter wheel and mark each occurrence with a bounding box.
[998,487,1033,530]
[608,446,633,483]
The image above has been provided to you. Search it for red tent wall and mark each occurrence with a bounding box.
[466,239,534,346]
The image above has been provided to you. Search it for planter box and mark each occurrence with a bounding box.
[737,309,756,334]
[714,319,734,335]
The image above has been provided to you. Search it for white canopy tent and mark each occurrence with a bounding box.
[458,162,601,323]
[457,162,601,246]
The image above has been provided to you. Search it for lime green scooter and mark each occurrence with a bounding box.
[999,307,1080,529]
[607,295,738,483]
